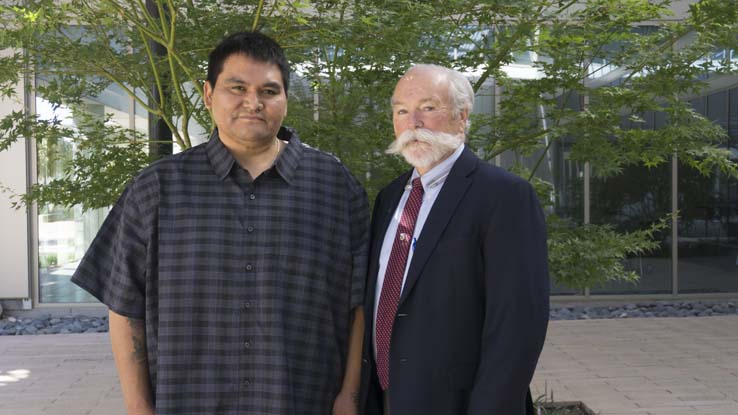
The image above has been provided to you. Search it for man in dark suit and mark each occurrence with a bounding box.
[359,64,549,415]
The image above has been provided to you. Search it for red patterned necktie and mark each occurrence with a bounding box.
[376,177,424,391]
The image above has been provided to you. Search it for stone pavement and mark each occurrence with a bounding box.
[0,316,737,415]
[0,333,122,415]
[532,315,738,415]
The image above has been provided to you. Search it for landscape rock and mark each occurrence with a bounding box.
[2,299,737,335]
[551,300,738,321]
[0,314,108,336]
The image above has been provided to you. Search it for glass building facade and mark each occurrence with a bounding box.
[677,89,738,294]
[35,81,148,303]
[548,86,738,295]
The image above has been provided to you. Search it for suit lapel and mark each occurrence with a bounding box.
[398,147,478,306]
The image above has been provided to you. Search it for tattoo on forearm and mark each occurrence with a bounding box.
[132,334,148,364]
[127,318,148,365]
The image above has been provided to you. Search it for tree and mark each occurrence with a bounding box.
[1,0,737,291]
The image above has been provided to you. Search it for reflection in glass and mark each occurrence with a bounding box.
[590,163,672,294]
[677,89,738,293]
[36,97,117,303]
[677,165,738,293]
[550,139,584,295]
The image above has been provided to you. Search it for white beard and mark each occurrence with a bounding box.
[386,129,464,171]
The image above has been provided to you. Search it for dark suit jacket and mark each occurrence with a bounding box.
[360,147,549,415]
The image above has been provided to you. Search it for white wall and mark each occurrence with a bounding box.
[0,49,30,299]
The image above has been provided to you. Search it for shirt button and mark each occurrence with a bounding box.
[247,226,254,233]
[249,194,256,200]
[241,379,251,389]
[244,340,252,349]
[244,301,251,309]
[245,264,253,271]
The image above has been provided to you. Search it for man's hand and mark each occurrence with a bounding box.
[334,306,364,415]
[332,390,359,415]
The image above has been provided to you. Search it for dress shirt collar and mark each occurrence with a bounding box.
[206,126,302,185]
[410,143,466,190]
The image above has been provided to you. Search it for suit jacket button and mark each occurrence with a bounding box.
[400,358,408,363]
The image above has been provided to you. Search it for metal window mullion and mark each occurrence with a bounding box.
[672,153,678,295]
[494,78,501,167]
[26,60,39,307]
[583,92,591,297]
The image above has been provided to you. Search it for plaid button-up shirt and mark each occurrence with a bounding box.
[72,127,369,415]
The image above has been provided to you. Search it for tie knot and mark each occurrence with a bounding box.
[412,177,423,191]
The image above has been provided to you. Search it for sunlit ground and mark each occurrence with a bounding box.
[0,369,31,386]
[0,334,124,413]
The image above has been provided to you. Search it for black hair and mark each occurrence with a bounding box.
[206,31,290,95]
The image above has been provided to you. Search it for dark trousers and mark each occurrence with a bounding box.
[526,389,535,415]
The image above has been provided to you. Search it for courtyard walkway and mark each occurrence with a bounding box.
[532,315,738,415]
[0,315,737,414]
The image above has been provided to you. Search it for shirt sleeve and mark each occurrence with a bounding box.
[71,179,149,318]
[346,170,370,309]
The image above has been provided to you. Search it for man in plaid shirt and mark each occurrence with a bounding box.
[73,31,368,415]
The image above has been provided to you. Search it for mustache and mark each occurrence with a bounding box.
[386,129,462,155]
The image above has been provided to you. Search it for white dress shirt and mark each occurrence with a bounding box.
[372,144,465,356]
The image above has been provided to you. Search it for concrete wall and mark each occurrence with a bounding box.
[0,49,31,299]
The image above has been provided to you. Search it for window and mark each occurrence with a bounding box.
[35,83,147,303]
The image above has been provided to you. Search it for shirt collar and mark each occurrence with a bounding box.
[274,126,302,185]
[411,143,465,189]
[206,129,237,180]
[206,126,303,185]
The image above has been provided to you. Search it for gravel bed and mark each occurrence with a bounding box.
[0,300,736,335]
[0,315,108,335]
[550,300,738,320]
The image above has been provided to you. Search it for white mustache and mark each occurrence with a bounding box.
[386,129,461,155]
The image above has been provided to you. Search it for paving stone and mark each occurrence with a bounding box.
[0,333,119,413]
[2,314,737,413]
[534,316,738,414]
